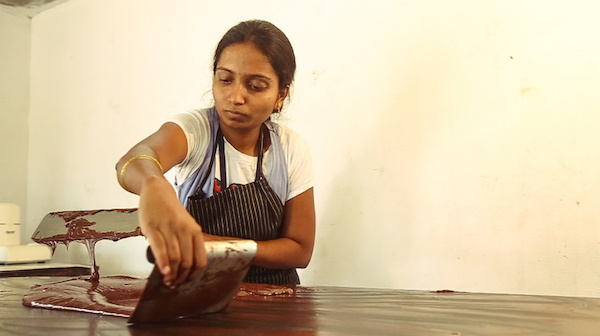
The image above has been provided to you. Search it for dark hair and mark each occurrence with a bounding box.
[213,20,296,92]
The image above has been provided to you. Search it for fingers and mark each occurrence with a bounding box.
[144,216,206,288]
[143,231,172,283]
[163,231,181,287]
[137,179,206,287]
[172,227,194,287]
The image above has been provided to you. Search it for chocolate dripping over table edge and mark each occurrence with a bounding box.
[31,208,142,281]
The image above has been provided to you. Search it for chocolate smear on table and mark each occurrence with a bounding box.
[22,276,146,317]
[237,283,295,297]
[22,276,295,319]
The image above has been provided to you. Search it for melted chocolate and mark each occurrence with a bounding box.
[23,277,295,319]
[31,208,141,280]
[12,278,600,335]
[237,283,295,297]
[22,276,145,317]
[25,209,279,321]
[25,208,145,316]
[33,209,141,247]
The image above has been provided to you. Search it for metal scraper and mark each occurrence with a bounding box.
[128,239,257,324]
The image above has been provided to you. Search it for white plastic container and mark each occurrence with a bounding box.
[0,203,51,264]
[0,203,21,246]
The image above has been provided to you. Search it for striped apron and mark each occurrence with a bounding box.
[186,125,300,285]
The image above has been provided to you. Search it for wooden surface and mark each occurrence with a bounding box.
[2,276,600,335]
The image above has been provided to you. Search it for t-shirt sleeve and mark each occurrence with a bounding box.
[284,128,315,201]
[167,109,210,183]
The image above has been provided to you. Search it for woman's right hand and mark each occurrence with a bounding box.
[138,175,207,287]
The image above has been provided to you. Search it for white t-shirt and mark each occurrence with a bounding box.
[169,109,314,201]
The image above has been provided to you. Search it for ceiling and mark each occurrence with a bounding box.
[0,0,67,17]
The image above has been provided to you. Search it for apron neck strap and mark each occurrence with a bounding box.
[255,124,266,180]
[217,125,266,188]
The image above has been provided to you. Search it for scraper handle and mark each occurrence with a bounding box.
[146,246,155,264]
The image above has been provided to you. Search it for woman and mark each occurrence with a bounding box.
[116,20,315,288]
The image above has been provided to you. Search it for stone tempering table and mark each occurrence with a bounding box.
[1,276,600,335]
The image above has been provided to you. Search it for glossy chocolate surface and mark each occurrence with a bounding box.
[237,282,295,297]
[21,274,296,321]
[5,276,600,335]
[22,276,145,317]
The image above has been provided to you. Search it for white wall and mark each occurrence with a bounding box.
[24,0,600,297]
[0,10,30,242]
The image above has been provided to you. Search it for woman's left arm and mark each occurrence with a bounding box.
[204,187,316,269]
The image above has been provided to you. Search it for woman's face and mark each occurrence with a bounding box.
[213,42,286,133]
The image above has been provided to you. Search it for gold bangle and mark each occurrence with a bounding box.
[119,155,164,188]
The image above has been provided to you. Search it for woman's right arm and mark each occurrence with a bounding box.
[116,122,207,287]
